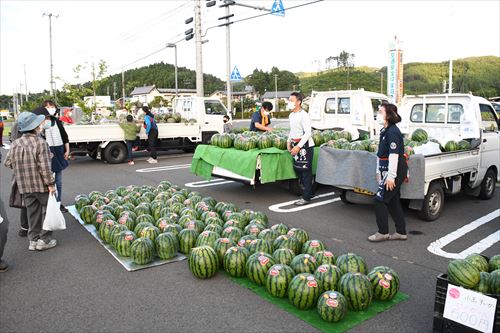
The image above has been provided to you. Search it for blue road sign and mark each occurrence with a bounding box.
[271,0,285,16]
[230,66,242,81]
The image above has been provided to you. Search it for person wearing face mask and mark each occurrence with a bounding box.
[33,101,70,213]
[287,92,315,206]
[368,103,408,242]
[223,115,233,133]
[250,101,273,132]
[59,107,74,125]
[4,111,58,251]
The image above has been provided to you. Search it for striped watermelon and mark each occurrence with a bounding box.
[302,240,326,256]
[134,222,154,236]
[466,253,489,272]
[244,223,265,237]
[447,259,480,289]
[265,264,295,298]
[490,255,500,272]
[80,205,98,224]
[474,272,491,294]
[273,248,295,266]
[109,224,128,246]
[317,291,347,323]
[213,238,236,264]
[162,224,182,236]
[205,216,224,228]
[367,266,400,301]
[315,264,342,292]
[223,219,245,230]
[115,231,137,256]
[246,252,276,285]
[185,220,205,234]
[277,237,302,255]
[336,253,368,274]
[411,128,428,142]
[489,269,500,294]
[315,251,336,265]
[288,273,320,310]
[99,220,116,243]
[258,229,279,243]
[113,205,126,219]
[223,246,250,277]
[118,211,136,230]
[139,226,160,243]
[134,203,151,217]
[226,212,246,225]
[196,230,220,249]
[222,226,244,243]
[273,136,287,150]
[258,136,273,150]
[339,273,373,311]
[155,232,179,260]
[136,214,155,225]
[457,140,471,151]
[250,211,268,226]
[248,239,273,254]
[75,195,91,212]
[287,228,309,246]
[238,235,257,250]
[88,190,103,202]
[178,229,200,254]
[271,223,289,235]
[130,237,154,265]
[204,224,223,235]
[444,140,459,152]
[188,246,219,279]
[93,210,115,230]
[291,254,318,274]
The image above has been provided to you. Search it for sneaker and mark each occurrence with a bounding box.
[146,157,153,162]
[0,260,8,272]
[294,199,311,206]
[389,232,408,241]
[147,159,158,164]
[128,161,135,166]
[28,241,38,251]
[60,204,69,213]
[36,239,57,251]
[132,147,139,151]
[368,232,390,242]
[18,228,28,237]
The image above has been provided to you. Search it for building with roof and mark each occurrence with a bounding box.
[129,85,161,104]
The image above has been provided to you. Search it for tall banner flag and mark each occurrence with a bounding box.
[387,36,403,104]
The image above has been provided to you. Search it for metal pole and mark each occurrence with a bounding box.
[241,96,243,120]
[19,83,23,107]
[194,0,204,97]
[225,4,232,114]
[43,13,58,97]
[274,74,278,112]
[448,59,453,94]
[121,67,125,107]
[24,64,28,101]
[174,44,178,97]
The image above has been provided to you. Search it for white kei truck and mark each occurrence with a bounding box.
[338,93,500,221]
[65,97,229,164]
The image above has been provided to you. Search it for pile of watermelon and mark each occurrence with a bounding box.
[210,130,289,151]
[405,128,473,155]
[447,254,500,295]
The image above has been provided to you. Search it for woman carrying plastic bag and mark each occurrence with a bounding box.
[43,192,66,231]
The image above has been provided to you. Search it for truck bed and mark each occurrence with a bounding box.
[422,149,480,183]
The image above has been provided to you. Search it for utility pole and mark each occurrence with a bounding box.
[121,67,125,108]
[43,13,58,97]
[219,0,235,114]
[274,74,278,112]
[194,0,204,97]
[448,59,453,94]
[167,43,178,97]
[113,81,117,101]
[24,64,28,101]
[19,83,24,107]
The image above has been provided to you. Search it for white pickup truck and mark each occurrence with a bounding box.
[66,97,229,164]
[309,89,389,139]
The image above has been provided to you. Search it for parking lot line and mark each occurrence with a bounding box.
[185,178,234,188]
[427,209,500,259]
[268,192,340,213]
[135,164,191,173]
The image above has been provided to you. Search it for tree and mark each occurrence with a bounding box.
[333,51,355,70]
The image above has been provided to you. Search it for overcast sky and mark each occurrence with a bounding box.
[1,0,499,95]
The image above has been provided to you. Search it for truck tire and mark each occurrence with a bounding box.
[103,142,127,164]
[339,190,352,204]
[479,169,496,200]
[418,182,444,221]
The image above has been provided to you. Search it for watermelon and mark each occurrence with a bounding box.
[291,254,318,274]
[250,211,268,226]
[213,238,236,264]
[178,229,200,254]
[204,224,223,235]
[265,264,295,298]
[246,252,276,285]
[466,253,489,272]
[258,229,279,242]
[80,205,97,224]
[457,140,471,151]
[210,133,221,146]
[237,235,257,250]
[118,211,136,231]
[195,230,220,249]
[93,210,115,230]
[315,264,342,292]
[136,214,155,225]
[188,246,219,279]
[205,216,224,228]
[240,209,254,224]
[139,225,160,243]
[222,226,244,244]
[248,239,274,254]
[226,212,246,225]
[312,131,323,146]
[223,219,245,230]
[75,195,90,212]
[314,251,336,265]
[99,220,116,243]
[115,230,137,257]
[184,220,205,234]
[444,140,459,152]
[288,273,321,310]
[258,136,273,150]
[109,224,128,246]
[218,133,233,148]
[244,223,265,237]
[271,223,289,235]
[447,259,480,289]
[302,240,326,256]
[223,246,250,277]
[336,253,368,274]
[134,221,154,236]
[287,228,309,246]
[489,269,500,294]
[150,202,165,220]
[411,128,428,142]
[339,272,373,311]
[112,205,127,220]
[162,224,182,236]
[277,237,302,255]
[88,190,103,202]
[489,255,500,272]
[367,266,400,301]
[273,136,287,150]
[474,272,491,294]
[317,291,348,323]
[273,248,295,266]
[130,237,154,265]
[155,232,179,260]
[134,203,151,217]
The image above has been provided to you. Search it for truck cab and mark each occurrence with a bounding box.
[309,89,389,139]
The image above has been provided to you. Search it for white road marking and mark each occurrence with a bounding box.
[185,178,234,188]
[136,164,191,173]
[427,209,500,259]
[269,192,340,213]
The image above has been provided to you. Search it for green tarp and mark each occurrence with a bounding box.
[191,145,319,184]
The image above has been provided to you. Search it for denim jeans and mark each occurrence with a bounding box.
[126,140,134,161]
[54,171,62,202]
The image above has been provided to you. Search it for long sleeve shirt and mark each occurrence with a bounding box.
[143,115,157,135]
[4,133,55,194]
[287,109,314,148]
[120,122,141,141]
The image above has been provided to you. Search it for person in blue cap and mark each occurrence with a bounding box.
[4,112,57,251]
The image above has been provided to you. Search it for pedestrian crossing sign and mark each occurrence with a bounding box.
[230,66,242,81]
[271,0,285,16]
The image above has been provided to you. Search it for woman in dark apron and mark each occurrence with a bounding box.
[368,103,408,242]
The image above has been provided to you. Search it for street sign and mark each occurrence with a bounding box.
[230,65,242,81]
[271,0,285,16]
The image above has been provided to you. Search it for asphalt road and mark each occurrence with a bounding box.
[0,146,499,333]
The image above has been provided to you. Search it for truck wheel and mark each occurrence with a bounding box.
[479,169,496,200]
[103,142,127,164]
[418,182,444,221]
[289,179,303,196]
[339,191,352,204]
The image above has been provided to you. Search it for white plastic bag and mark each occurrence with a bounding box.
[43,194,66,231]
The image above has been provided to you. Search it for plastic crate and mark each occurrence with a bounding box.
[433,273,500,333]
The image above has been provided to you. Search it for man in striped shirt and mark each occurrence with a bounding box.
[4,112,58,251]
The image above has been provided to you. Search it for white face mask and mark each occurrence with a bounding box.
[287,101,296,110]
[43,121,51,130]
[46,107,57,116]
[376,113,385,125]
[263,111,270,116]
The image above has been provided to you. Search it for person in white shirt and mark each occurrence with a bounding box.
[287,92,315,206]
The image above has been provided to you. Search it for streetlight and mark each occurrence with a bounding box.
[167,43,178,98]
